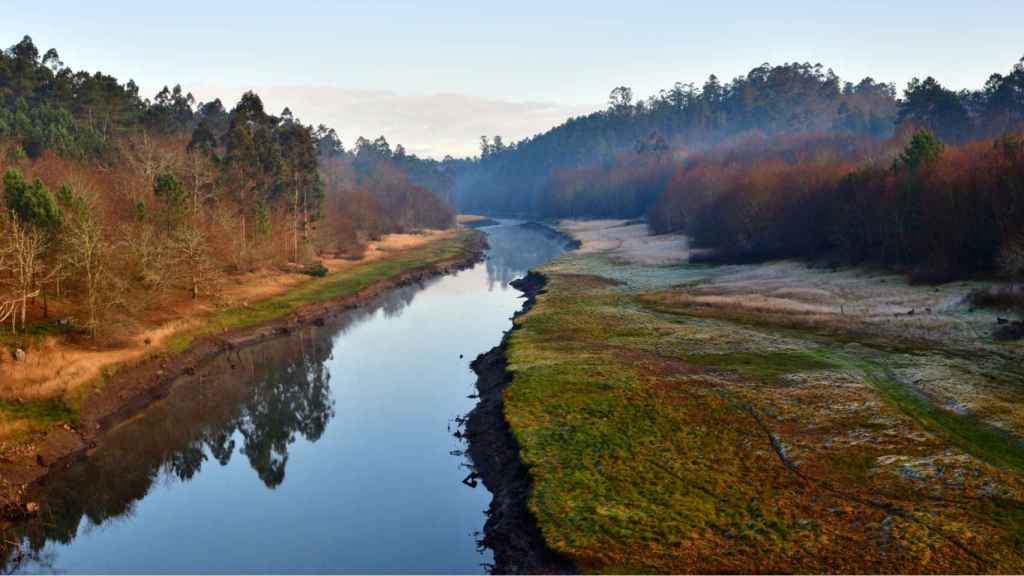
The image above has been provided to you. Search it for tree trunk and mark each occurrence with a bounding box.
[293,186,300,262]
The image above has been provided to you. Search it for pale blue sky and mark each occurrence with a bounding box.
[4,1,1022,156]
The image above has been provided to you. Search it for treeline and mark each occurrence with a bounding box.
[0,36,453,339]
[453,56,1024,282]
[453,62,897,216]
[650,129,1024,283]
[454,58,1024,220]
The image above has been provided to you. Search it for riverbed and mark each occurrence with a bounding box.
[5,222,566,574]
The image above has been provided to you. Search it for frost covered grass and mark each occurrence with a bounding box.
[499,221,1024,572]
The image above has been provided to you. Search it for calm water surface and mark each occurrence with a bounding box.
[7,222,565,574]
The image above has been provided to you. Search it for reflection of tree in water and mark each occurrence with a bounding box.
[482,224,568,290]
[235,335,334,487]
[2,284,425,571]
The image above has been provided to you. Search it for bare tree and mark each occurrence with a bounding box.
[62,188,121,337]
[172,224,218,300]
[0,216,50,330]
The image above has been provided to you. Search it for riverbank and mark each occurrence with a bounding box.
[0,229,486,524]
[495,219,1024,572]
[465,271,575,575]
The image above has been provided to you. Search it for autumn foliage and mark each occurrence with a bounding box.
[645,130,1024,281]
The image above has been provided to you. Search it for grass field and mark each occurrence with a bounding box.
[501,223,1024,572]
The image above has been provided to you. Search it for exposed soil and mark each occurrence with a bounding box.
[0,231,486,522]
[465,272,576,575]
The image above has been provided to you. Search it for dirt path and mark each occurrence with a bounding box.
[0,231,455,405]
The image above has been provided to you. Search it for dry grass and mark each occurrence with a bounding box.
[0,228,463,444]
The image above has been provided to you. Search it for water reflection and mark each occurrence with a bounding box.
[2,222,565,573]
[4,284,426,572]
[482,223,568,290]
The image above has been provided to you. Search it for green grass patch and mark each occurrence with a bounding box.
[501,267,1024,572]
[836,352,1024,474]
[0,397,77,425]
[681,350,836,382]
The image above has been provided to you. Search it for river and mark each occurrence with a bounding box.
[5,222,567,574]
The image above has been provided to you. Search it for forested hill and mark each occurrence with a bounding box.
[452,59,1024,218]
[0,35,455,339]
[0,35,454,224]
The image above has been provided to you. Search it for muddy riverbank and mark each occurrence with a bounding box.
[465,271,575,575]
[0,231,487,525]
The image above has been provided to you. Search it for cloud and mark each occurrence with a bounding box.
[188,84,597,159]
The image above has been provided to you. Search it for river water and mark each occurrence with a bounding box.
[5,222,566,574]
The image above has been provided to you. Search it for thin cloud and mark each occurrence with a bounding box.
[189,84,597,159]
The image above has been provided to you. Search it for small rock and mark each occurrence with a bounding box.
[144,337,152,346]
[13,348,26,362]
[998,317,1009,325]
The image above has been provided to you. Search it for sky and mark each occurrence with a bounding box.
[4,0,1023,157]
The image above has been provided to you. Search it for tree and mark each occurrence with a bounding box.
[153,172,188,227]
[894,129,944,171]
[0,214,48,330]
[897,77,970,143]
[59,185,120,337]
[276,121,320,262]
[172,225,216,300]
[185,121,219,215]
[3,170,62,230]
[608,86,634,114]
[2,170,62,326]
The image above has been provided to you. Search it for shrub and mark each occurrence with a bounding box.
[302,262,328,277]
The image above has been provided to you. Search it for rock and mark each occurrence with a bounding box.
[998,317,1009,325]
[13,348,26,361]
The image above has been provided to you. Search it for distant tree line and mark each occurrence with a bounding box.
[453,57,1024,282]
